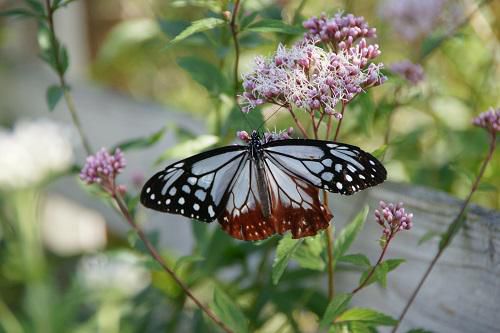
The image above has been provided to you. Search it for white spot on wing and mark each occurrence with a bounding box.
[178,197,185,205]
[182,185,191,193]
[208,205,215,217]
[169,187,176,196]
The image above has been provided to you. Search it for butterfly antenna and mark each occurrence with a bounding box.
[256,104,285,132]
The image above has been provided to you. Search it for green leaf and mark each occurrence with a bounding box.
[155,135,219,164]
[239,12,259,30]
[371,145,387,160]
[46,85,64,111]
[292,234,325,271]
[59,45,69,74]
[336,308,397,326]
[332,206,369,268]
[25,0,45,14]
[223,105,263,136]
[418,230,439,245]
[168,17,225,45]
[212,287,249,333]
[319,293,352,330]
[272,233,303,285]
[170,0,221,12]
[439,211,467,251]
[420,34,445,59]
[406,329,435,333]
[112,127,165,152]
[174,255,205,272]
[359,259,405,288]
[0,8,36,18]
[338,253,371,267]
[177,56,228,96]
[477,183,497,192]
[246,19,304,35]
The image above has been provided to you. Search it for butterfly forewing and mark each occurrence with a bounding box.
[140,146,247,222]
[263,139,386,195]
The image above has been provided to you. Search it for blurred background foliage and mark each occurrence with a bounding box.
[0,0,499,332]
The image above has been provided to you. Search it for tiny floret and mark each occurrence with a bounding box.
[80,148,126,185]
[375,201,413,241]
[472,107,500,134]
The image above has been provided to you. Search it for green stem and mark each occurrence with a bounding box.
[392,132,497,332]
[44,0,92,155]
[230,0,242,98]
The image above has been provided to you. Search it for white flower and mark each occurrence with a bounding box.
[77,251,151,297]
[0,119,74,189]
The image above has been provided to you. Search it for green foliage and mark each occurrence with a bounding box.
[168,18,226,45]
[46,85,64,111]
[320,293,353,329]
[177,56,228,96]
[335,308,397,326]
[212,287,249,333]
[272,233,303,285]
[359,259,406,288]
[439,211,468,251]
[155,134,219,164]
[244,19,304,35]
[333,206,369,268]
[112,127,166,152]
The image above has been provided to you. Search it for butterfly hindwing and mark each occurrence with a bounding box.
[218,153,332,241]
[263,139,386,195]
[140,146,247,222]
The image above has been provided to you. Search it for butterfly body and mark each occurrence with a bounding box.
[141,131,386,241]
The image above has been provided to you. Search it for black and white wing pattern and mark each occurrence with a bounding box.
[140,146,247,222]
[263,139,386,195]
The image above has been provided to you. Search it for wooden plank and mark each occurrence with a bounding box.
[332,182,500,333]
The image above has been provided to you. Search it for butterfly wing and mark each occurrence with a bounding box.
[218,154,332,241]
[140,145,247,222]
[263,139,386,195]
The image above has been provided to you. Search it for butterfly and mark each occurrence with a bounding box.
[140,131,386,241]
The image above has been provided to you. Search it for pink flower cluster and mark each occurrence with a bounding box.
[375,201,413,240]
[303,13,377,49]
[390,60,425,85]
[241,14,385,115]
[473,107,500,134]
[237,128,294,143]
[80,148,126,185]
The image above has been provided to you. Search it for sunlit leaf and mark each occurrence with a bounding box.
[239,12,259,30]
[272,233,303,285]
[319,293,352,329]
[246,19,303,34]
[170,0,221,12]
[336,308,397,326]
[333,206,369,268]
[371,145,387,160]
[168,17,225,45]
[112,127,165,152]
[292,234,325,271]
[212,287,249,333]
[155,135,219,164]
[177,56,228,96]
[46,85,64,111]
[174,255,205,272]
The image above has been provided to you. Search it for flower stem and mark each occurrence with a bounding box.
[351,235,392,294]
[230,0,241,98]
[44,0,92,156]
[112,193,234,333]
[333,103,346,142]
[288,107,309,138]
[392,132,497,333]
[323,190,335,300]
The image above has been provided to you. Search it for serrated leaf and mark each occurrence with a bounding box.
[332,206,369,267]
[168,17,225,45]
[336,308,397,326]
[358,259,405,288]
[174,255,205,272]
[212,287,249,333]
[112,127,165,152]
[46,85,64,111]
[439,211,467,251]
[155,135,218,164]
[319,293,352,329]
[371,145,387,160]
[338,253,371,267]
[177,56,228,96]
[418,230,439,245]
[246,19,303,34]
[272,233,303,285]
